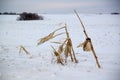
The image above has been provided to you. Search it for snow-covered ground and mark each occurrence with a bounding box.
[0,14,120,80]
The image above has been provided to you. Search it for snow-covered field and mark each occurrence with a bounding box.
[0,14,120,80]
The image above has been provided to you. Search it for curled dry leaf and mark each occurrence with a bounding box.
[83,40,91,51]
[77,38,92,52]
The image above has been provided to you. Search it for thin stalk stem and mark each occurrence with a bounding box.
[74,9,88,38]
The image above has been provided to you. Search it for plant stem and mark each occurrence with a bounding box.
[74,9,88,38]
[64,24,78,63]
[90,40,101,68]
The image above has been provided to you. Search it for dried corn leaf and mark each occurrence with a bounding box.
[78,38,92,52]
[64,39,72,58]
[77,42,85,48]
[51,46,60,56]
[51,46,64,65]
[83,40,91,51]
[58,44,64,54]
[67,39,73,61]
[37,32,54,45]
[19,46,30,55]
[19,46,22,54]
[64,45,69,57]
[64,39,69,57]
[50,41,62,44]
[67,39,72,46]
[53,32,65,38]
[57,56,64,65]
[58,39,67,54]
[37,32,65,45]
[53,27,65,33]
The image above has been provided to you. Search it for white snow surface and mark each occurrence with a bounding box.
[0,14,120,80]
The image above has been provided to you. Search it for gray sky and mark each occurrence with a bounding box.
[0,0,120,13]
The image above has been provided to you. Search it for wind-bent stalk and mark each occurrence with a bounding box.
[74,9,101,68]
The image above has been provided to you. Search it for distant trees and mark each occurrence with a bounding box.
[18,12,44,20]
[111,12,120,15]
[0,12,44,21]
[3,12,9,15]
[0,12,17,15]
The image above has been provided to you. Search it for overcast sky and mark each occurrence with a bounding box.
[0,0,120,13]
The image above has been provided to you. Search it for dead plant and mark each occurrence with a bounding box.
[38,23,78,65]
[74,9,101,68]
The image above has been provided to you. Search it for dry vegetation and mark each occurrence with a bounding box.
[74,9,101,68]
[19,45,32,58]
[37,24,78,65]
[18,10,101,69]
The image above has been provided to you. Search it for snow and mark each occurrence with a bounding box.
[0,14,120,80]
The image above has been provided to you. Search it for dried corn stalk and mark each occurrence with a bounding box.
[64,24,78,63]
[74,9,101,68]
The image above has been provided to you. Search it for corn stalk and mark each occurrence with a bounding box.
[64,24,78,63]
[74,9,101,68]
